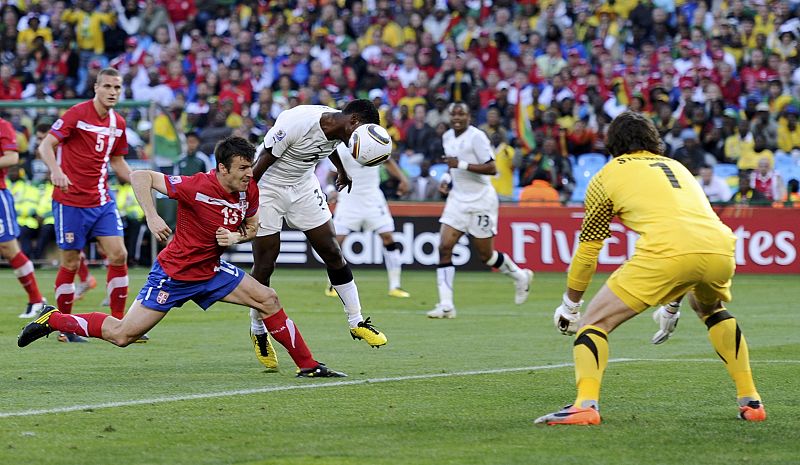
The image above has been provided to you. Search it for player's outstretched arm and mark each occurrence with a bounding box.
[131,170,172,242]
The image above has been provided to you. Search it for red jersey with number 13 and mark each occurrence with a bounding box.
[159,172,259,281]
[49,100,128,207]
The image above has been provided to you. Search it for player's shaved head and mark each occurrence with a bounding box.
[215,136,256,170]
[98,67,121,79]
[342,99,380,125]
[606,111,665,157]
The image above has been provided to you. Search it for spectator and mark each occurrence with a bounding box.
[739,134,774,172]
[673,129,712,175]
[425,92,451,128]
[489,131,516,202]
[480,107,508,145]
[403,104,435,165]
[8,166,39,257]
[698,164,732,203]
[785,179,800,204]
[408,159,439,201]
[174,132,212,176]
[519,170,561,207]
[750,102,778,149]
[17,14,52,48]
[750,157,785,202]
[777,105,800,154]
[730,174,769,205]
[132,69,175,107]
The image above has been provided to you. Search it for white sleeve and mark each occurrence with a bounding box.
[472,129,494,163]
[263,116,298,158]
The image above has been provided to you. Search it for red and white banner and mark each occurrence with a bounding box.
[223,204,799,274]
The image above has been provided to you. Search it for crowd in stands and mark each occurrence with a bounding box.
[1,0,800,225]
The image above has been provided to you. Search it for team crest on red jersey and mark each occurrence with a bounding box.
[156,290,170,304]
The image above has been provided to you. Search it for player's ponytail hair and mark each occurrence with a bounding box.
[214,136,256,171]
[342,99,380,125]
[606,111,665,157]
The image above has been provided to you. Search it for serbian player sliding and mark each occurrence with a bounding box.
[18,136,346,377]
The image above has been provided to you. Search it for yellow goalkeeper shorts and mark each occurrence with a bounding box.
[606,253,735,313]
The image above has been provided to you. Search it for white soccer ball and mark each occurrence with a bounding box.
[349,123,393,167]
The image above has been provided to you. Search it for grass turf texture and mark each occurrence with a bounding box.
[1,268,798,465]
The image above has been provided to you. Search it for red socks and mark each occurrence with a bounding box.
[106,264,128,319]
[264,309,316,369]
[10,251,43,304]
[49,311,109,338]
[55,266,77,314]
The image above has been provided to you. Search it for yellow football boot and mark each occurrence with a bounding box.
[349,317,387,347]
[388,287,410,298]
[250,331,279,371]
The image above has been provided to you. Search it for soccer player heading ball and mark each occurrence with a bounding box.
[247,99,387,366]
[535,111,765,425]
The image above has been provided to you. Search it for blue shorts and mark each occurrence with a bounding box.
[136,260,246,312]
[0,189,20,242]
[53,200,123,250]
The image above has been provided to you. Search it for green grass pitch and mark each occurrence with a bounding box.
[1,268,798,465]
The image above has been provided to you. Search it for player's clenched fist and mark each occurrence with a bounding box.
[147,216,172,242]
[215,227,239,247]
[51,169,72,191]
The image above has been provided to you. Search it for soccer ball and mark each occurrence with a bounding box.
[349,123,393,167]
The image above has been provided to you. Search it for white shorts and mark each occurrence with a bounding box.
[257,177,332,236]
[439,193,498,238]
[333,191,394,235]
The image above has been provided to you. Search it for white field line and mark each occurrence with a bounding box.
[1,358,798,418]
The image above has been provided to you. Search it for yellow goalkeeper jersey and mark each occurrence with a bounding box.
[568,151,736,290]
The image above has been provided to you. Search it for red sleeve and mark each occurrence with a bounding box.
[50,107,78,141]
[112,120,128,157]
[245,179,259,218]
[164,174,193,202]
[0,120,18,152]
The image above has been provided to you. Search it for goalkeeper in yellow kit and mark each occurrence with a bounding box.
[535,112,765,426]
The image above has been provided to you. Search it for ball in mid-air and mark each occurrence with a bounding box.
[349,123,393,167]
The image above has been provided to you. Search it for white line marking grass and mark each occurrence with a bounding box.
[2,358,797,418]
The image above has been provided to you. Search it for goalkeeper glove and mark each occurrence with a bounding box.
[553,293,583,336]
[651,302,681,344]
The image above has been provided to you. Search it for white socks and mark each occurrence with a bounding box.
[384,247,402,290]
[436,265,455,308]
[332,280,364,328]
[486,251,526,281]
[250,308,267,335]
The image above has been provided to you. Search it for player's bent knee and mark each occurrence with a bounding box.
[254,285,281,314]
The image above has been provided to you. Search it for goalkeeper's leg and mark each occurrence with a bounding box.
[688,292,765,421]
[536,285,639,425]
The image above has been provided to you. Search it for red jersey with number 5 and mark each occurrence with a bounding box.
[0,117,19,190]
[49,100,128,207]
[160,171,259,281]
